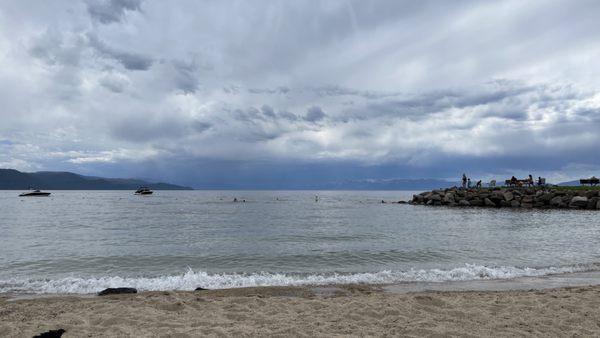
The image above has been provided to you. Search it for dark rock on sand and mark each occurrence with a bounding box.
[195,287,209,291]
[33,329,66,338]
[98,287,138,296]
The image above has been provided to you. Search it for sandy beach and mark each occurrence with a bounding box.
[2,284,600,337]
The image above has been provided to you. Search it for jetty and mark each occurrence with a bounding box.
[410,187,600,210]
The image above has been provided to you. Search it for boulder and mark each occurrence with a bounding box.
[470,199,483,207]
[443,193,455,204]
[537,192,554,204]
[521,195,534,204]
[412,195,424,204]
[458,200,470,206]
[550,196,563,207]
[502,191,514,202]
[195,287,209,291]
[521,202,533,208]
[484,198,496,207]
[98,287,137,296]
[500,200,511,207]
[429,194,442,202]
[597,200,600,210]
[510,200,520,208]
[569,196,588,209]
[586,197,599,210]
[397,200,407,204]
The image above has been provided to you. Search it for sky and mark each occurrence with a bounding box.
[1,0,600,188]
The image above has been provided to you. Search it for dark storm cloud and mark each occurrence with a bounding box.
[87,0,143,24]
[304,106,326,122]
[88,34,153,70]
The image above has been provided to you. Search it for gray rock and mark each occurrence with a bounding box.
[429,194,442,202]
[458,200,470,206]
[502,191,514,202]
[510,200,520,208]
[569,196,588,208]
[443,193,455,204]
[550,196,563,206]
[521,195,534,204]
[587,197,599,209]
[484,198,496,207]
[412,194,424,203]
[470,199,483,207]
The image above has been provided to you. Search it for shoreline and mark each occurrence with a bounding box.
[4,270,600,300]
[3,276,600,337]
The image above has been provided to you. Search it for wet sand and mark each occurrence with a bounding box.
[2,282,600,337]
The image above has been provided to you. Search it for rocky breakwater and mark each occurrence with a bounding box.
[410,187,600,210]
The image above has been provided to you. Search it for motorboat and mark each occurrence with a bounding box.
[19,189,51,197]
[135,187,153,195]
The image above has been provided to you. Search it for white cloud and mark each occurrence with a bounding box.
[1,0,600,184]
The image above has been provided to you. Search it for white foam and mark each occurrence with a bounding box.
[1,263,597,294]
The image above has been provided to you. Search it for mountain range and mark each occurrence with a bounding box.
[0,169,192,190]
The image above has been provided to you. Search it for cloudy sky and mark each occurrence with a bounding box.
[1,0,600,187]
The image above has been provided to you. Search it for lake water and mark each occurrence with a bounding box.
[1,190,600,294]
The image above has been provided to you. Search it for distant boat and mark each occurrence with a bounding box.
[19,189,51,197]
[135,187,153,195]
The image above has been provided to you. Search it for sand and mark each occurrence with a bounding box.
[2,284,600,337]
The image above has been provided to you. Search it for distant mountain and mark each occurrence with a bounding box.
[557,180,590,186]
[324,178,458,190]
[0,169,193,190]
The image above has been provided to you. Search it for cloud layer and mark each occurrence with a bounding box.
[1,0,600,186]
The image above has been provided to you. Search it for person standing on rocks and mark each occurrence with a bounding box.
[467,178,472,188]
[462,174,467,189]
[528,175,534,187]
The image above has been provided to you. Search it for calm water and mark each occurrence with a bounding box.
[1,190,600,294]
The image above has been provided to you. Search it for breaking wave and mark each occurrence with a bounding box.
[1,263,598,294]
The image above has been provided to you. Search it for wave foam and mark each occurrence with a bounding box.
[1,263,597,294]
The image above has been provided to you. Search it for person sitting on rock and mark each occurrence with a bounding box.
[528,175,534,187]
[510,176,518,186]
[476,180,482,188]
